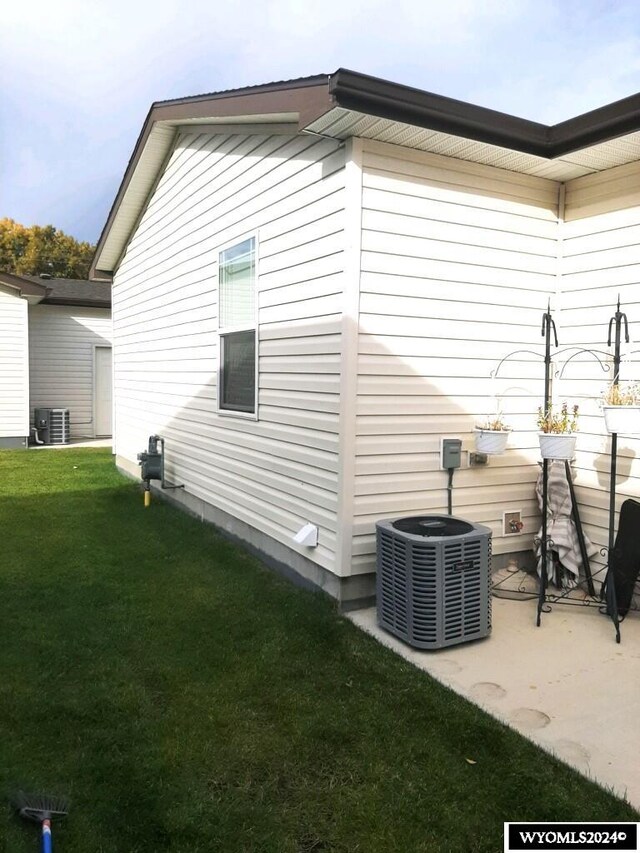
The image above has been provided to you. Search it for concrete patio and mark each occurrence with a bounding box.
[349,590,640,810]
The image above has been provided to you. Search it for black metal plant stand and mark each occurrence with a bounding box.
[490,300,636,641]
[535,304,599,626]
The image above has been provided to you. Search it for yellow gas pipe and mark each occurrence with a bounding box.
[144,482,151,507]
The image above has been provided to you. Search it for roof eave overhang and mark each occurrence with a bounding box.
[41,297,111,309]
[91,68,640,280]
[328,68,640,159]
[329,69,550,157]
[0,272,49,301]
[89,76,333,279]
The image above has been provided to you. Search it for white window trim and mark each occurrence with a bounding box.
[216,233,259,420]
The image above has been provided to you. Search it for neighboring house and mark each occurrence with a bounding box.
[0,274,43,447]
[90,69,640,607]
[0,272,112,446]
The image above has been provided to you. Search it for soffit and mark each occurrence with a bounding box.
[175,112,298,126]
[91,69,640,279]
[96,123,177,274]
[91,79,332,278]
[0,272,48,301]
[304,107,640,181]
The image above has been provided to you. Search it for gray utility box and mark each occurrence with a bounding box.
[376,515,492,650]
[34,408,71,445]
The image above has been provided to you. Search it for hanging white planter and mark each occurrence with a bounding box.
[602,405,640,435]
[474,428,510,455]
[538,433,577,460]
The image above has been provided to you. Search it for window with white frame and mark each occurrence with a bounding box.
[218,236,257,414]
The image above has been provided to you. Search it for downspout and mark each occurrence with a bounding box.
[335,137,363,591]
[549,182,566,406]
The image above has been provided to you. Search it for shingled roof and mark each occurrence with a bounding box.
[5,274,111,307]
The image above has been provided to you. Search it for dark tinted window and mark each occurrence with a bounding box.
[220,330,255,413]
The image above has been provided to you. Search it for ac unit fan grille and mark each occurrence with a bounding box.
[392,515,474,537]
[49,409,70,445]
[376,515,492,650]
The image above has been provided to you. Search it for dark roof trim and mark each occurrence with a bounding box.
[89,75,332,279]
[0,272,48,298]
[328,69,640,159]
[549,89,640,155]
[17,274,111,307]
[41,296,111,308]
[152,74,330,120]
[329,69,550,156]
[91,68,640,278]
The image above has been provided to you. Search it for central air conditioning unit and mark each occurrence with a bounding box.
[376,515,492,650]
[33,408,71,446]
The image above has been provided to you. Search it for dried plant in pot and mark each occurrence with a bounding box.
[601,382,640,435]
[537,402,579,460]
[474,414,511,455]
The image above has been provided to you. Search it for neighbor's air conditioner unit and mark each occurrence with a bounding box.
[376,515,492,650]
[34,408,71,446]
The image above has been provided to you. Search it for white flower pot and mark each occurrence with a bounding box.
[538,433,577,460]
[474,428,509,455]
[602,405,640,435]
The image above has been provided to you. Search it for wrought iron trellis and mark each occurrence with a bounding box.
[490,300,638,642]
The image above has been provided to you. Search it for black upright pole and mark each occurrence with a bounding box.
[607,297,628,552]
[538,302,557,627]
[605,297,628,642]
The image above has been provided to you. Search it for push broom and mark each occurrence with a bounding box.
[12,792,68,852]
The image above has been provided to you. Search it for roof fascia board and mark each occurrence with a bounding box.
[90,77,333,278]
[42,297,111,308]
[0,272,49,298]
[89,102,158,279]
[152,76,331,127]
[548,91,640,156]
[109,125,181,278]
[328,69,550,156]
[91,69,640,279]
[328,68,640,159]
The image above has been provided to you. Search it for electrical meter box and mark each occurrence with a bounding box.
[441,438,462,469]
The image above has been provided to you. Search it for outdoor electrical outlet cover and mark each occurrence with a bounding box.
[503,510,523,536]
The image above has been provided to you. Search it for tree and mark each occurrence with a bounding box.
[0,218,96,279]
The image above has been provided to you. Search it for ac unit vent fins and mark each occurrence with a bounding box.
[49,409,71,445]
[376,515,492,650]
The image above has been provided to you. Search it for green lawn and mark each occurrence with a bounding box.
[0,448,636,852]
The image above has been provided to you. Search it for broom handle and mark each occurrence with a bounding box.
[42,819,53,853]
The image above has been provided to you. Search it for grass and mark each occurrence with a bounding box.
[0,448,636,852]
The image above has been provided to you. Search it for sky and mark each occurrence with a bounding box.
[2,0,640,245]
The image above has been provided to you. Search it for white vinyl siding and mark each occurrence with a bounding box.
[28,305,113,438]
[0,285,29,439]
[559,163,640,575]
[351,139,559,573]
[110,121,640,590]
[113,132,345,572]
